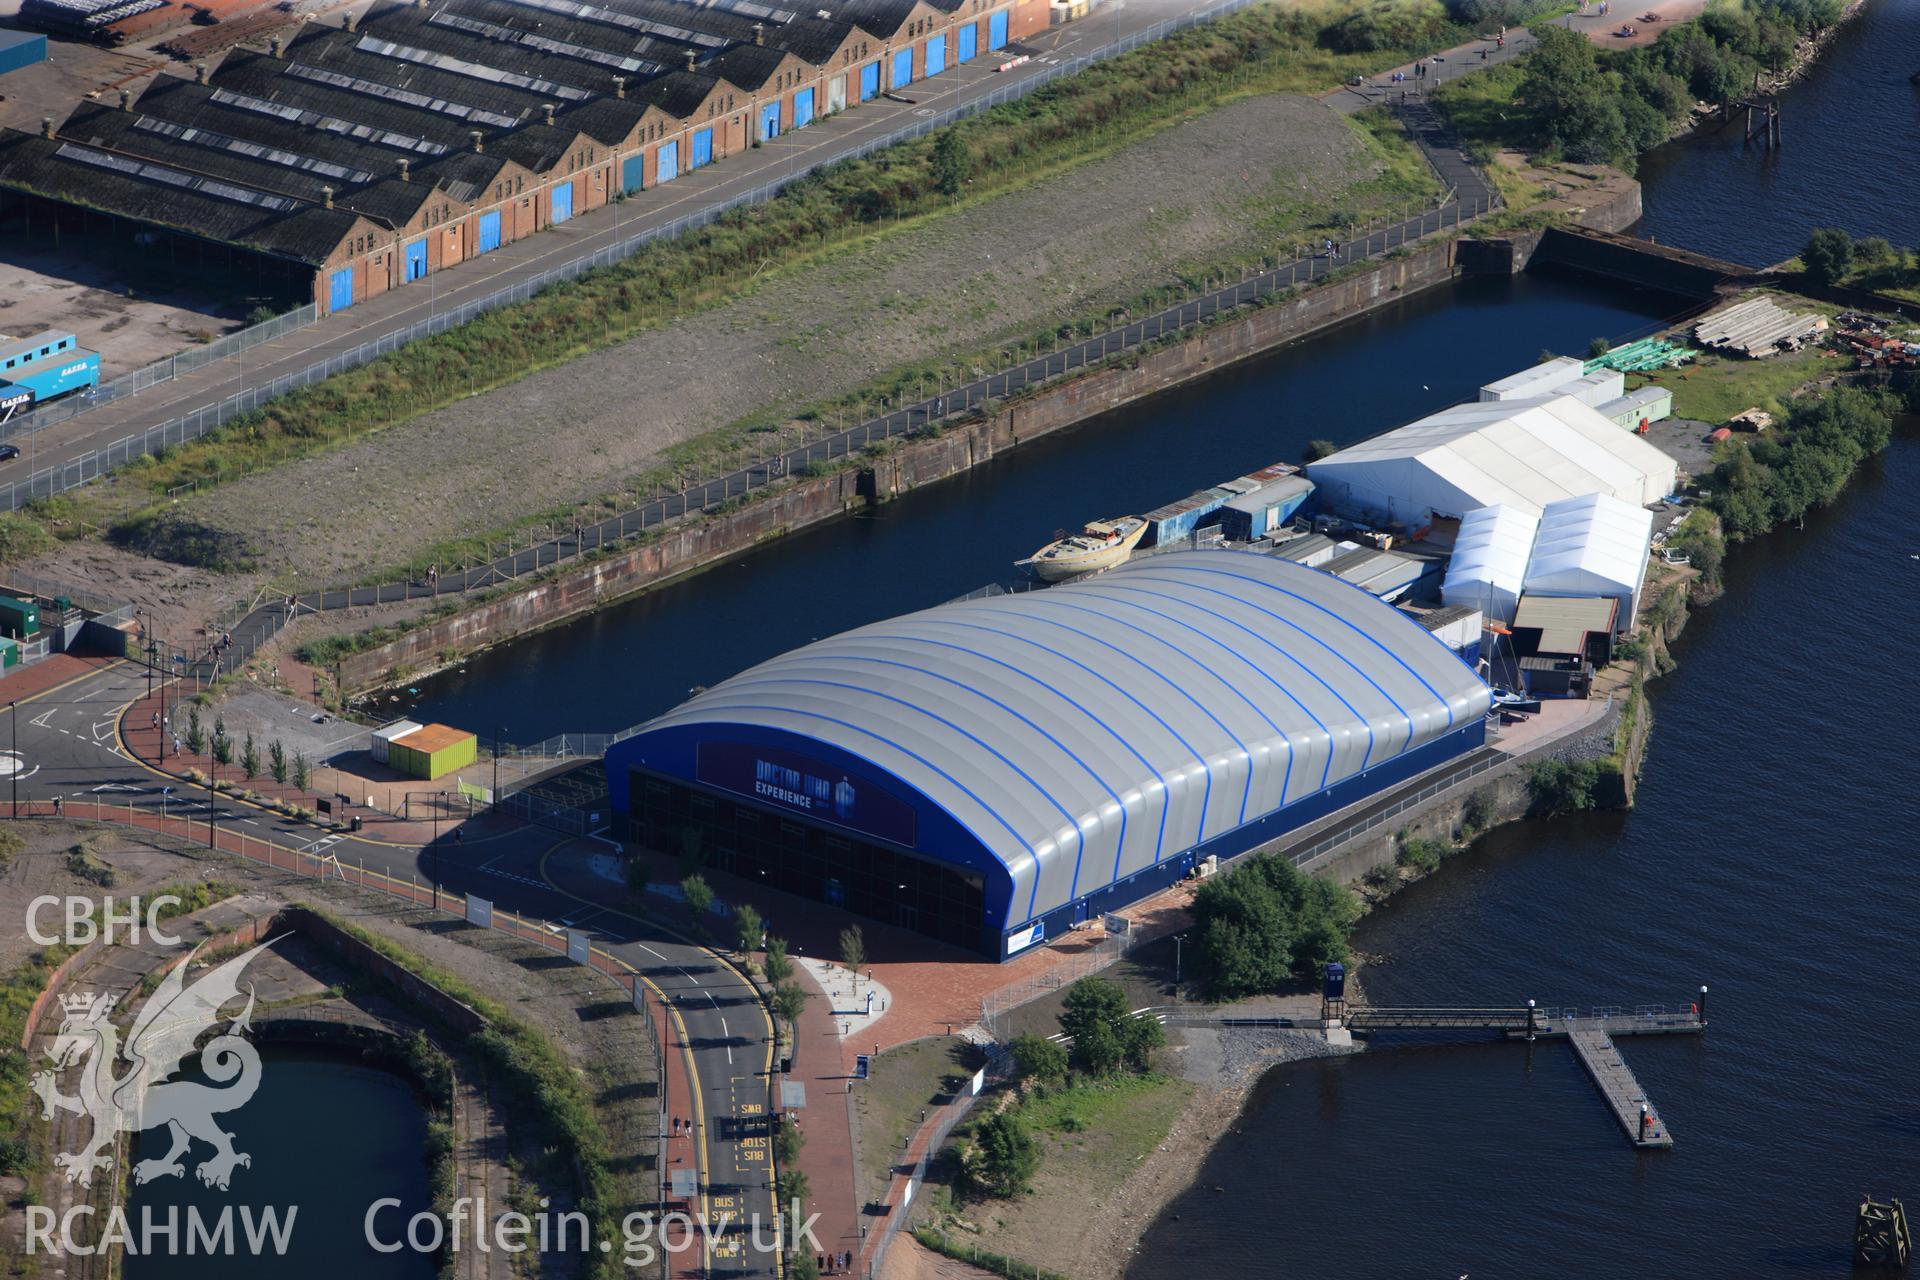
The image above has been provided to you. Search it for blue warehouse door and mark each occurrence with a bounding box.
[657,139,680,183]
[691,127,713,168]
[327,266,354,312]
[404,238,427,281]
[622,154,645,192]
[758,101,780,141]
[957,22,977,62]
[859,60,880,100]
[477,210,502,253]
[890,47,912,89]
[551,180,574,224]
[989,9,1008,49]
[793,87,815,130]
[925,34,946,77]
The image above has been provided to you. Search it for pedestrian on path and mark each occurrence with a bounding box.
[52,796,62,816]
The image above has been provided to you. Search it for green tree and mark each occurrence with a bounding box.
[1009,1033,1069,1085]
[680,873,714,918]
[291,751,310,794]
[764,936,794,984]
[211,717,232,767]
[838,923,866,976]
[1525,758,1603,815]
[1302,439,1340,464]
[1587,336,1611,359]
[734,902,764,956]
[268,738,287,785]
[1801,227,1855,286]
[772,981,810,1028]
[970,1111,1040,1197]
[930,130,972,197]
[775,1115,805,1166]
[1189,851,1362,1000]
[185,705,205,756]
[625,855,649,896]
[1057,977,1163,1076]
[240,731,260,781]
[775,1167,811,1212]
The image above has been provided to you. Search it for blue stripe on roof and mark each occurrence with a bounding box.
[854,628,1169,877]
[1123,569,1414,757]
[797,650,1124,902]
[718,675,1076,923]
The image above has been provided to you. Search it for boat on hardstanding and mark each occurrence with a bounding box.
[1016,516,1147,581]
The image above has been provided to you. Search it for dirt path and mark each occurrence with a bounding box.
[170,93,1416,584]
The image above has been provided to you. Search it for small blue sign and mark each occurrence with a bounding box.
[854,1054,870,1081]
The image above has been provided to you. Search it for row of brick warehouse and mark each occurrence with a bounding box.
[0,0,1050,315]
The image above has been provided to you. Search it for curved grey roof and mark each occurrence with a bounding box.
[641,550,1490,925]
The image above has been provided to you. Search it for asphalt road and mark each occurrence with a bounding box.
[5,661,780,1277]
[4,0,1228,484]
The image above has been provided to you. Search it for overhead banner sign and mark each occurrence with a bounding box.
[465,895,493,928]
[696,742,916,848]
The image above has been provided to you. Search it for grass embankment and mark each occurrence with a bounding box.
[852,1038,987,1209]
[300,905,625,1279]
[92,0,1468,577]
[2,877,233,1180]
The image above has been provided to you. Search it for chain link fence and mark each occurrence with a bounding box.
[0,0,1267,514]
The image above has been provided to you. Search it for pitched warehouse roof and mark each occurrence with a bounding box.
[618,550,1490,927]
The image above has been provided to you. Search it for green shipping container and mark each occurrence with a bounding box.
[387,723,478,781]
[0,637,17,670]
[0,596,38,639]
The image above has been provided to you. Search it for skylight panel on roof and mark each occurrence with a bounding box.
[429,10,666,73]
[284,63,524,127]
[211,86,453,155]
[674,0,801,25]
[56,142,301,212]
[491,0,732,47]
[355,35,594,101]
[134,116,375,184]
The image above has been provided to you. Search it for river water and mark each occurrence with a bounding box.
[399,11,1920,1274]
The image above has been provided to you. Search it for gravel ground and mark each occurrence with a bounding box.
[11,540,265,644]
[180,94,1406,584]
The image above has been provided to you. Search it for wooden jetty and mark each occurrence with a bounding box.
[1327,984,1709,1151]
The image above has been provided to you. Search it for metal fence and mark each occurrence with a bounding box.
[0,0,1268,514]
[862,1048,1012,1280]
[979,928,1138,1040]
[1,303,317,443]
[0,569,131,618]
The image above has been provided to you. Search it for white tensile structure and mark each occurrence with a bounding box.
[1522,492,1656,627]
[1307,394,1678,522]
[1442,504,1539,624]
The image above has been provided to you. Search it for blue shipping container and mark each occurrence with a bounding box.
[0,31,47,78]
[551,180,574,223]
[860,60,881,100]
[989,9,1009,49]
[0,332,98,403]
[793,87,814,129]
[891,47,912,89]
[477,210,502,253]
[691,127,713,168]
[957,22,977,62]
[925,33,946,77]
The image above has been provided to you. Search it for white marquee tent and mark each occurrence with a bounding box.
[1307,394,1678,522]
[1522,492,1656,626]
[1442,504,1538,624]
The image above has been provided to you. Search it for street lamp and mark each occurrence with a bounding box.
[1173,933,1187,995]
[8,700,14,819]
[493,726,502,805]
[431,792,442,909]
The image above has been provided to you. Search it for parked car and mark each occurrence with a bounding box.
[0,445,20,462]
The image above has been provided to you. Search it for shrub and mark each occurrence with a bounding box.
[1190,852,1362,1000]
[1525,758,1603,815]
[967,1111,1039,1198]
[1009,1033,1070,1085]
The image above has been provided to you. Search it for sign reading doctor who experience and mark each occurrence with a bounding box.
[695,742,917,849]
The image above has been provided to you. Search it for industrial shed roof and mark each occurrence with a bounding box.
[762,17,859,63]
[1443,504,1538,622]
[1308,393,1679,519]
[1523,491,1653,618]
[621,550,1490,926]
